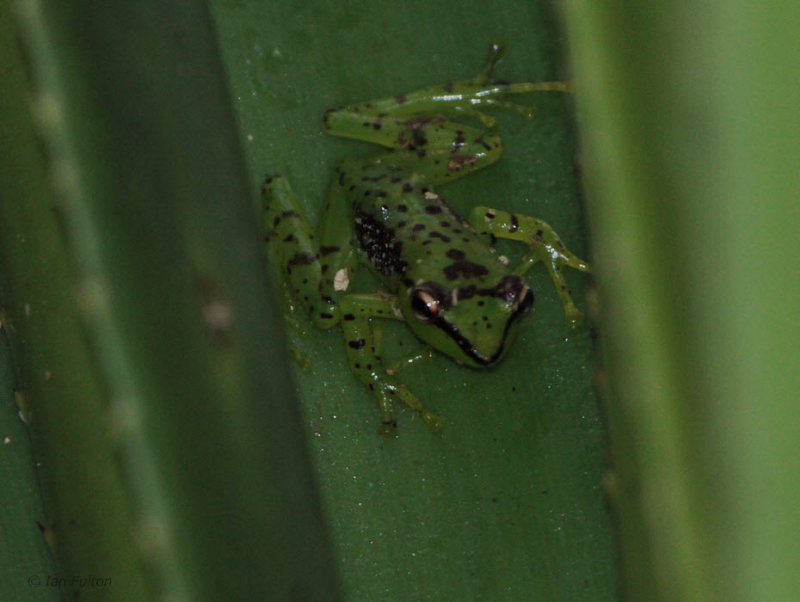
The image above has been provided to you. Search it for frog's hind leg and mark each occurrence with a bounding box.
[323,43,569,142]
[262,175,357,328]
[323,45,569,186]
[329,113,509,186]
[325,44,570,129]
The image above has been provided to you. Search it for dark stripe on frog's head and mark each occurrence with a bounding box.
[431,301,526,366]
[441,248,491,281]
[417,275,532,366]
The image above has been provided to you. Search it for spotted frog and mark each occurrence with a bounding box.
[263,45,589,433]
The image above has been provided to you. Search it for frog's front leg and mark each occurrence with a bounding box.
[469,207,590,326]
[264,176,443,433]
[340,294,444,435]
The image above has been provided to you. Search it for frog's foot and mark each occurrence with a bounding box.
[325,44,570,142]
[375,383,444,437]
[340,294,444,433]
[452,43,571,126]
[381,348,443,434]
[471,42,572,88]
[469,206,590,326]
[288,343,312,371]
[473,42,505,84]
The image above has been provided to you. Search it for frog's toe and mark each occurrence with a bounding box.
[422,411,445,433]
[379,419,399,437]
[565,307,584,328]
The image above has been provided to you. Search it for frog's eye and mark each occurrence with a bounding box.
[517,286,534,314]
[410,289,440,322]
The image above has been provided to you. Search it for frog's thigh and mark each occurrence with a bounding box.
[316,177,358,299]
[328,113,504,184]
[386,122,505,185]
[263,176,332,326]
[339,294,443,433]
[263,176,357,328]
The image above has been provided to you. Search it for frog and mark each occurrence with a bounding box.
[262,44,589,434]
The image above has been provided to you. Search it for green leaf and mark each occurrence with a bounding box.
[5,1,337,599]
[0,324,60,601]
[2,0,616,600]
[1,3,141,598]
[563,1,800,600]
[212,1,615,600]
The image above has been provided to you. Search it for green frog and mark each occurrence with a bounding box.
[263,45,589,433]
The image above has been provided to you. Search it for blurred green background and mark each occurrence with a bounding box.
[2,0,800,601]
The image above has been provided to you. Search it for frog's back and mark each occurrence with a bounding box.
[339,162,510,292]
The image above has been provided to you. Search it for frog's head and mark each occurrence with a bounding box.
[400,276,534,368]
